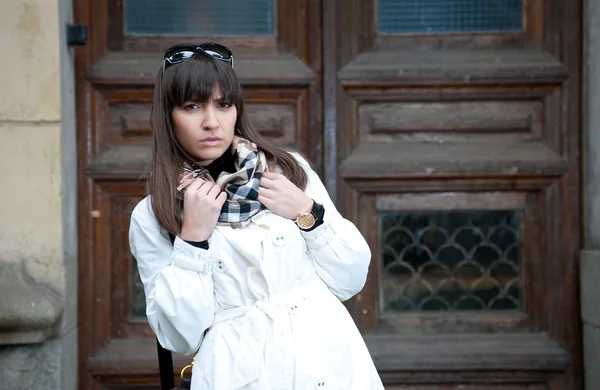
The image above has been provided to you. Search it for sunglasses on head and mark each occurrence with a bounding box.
[162,42,234,74]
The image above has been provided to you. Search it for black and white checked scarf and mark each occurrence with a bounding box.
[180,137,267,228]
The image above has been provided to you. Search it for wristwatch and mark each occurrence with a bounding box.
[295,201,321,230]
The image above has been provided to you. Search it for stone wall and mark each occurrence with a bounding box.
[0,0,77,387]
[583,0,600,389]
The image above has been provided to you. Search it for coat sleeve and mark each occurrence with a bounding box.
[129,198,215,356]
[292,154,372,301]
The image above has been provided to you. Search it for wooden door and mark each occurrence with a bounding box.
[326,1,581,389]
[75,1,321,388]
[75,0,582,389]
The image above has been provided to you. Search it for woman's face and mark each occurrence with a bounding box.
[171,86,237,165]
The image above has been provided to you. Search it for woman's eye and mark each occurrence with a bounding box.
[218,102,232,109]
[183,104,199,111]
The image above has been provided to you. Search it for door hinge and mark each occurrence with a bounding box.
[66,24,87,46]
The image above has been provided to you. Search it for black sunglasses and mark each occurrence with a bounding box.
[162,42,234,74]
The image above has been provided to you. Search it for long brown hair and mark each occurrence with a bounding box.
[149,50,308,235]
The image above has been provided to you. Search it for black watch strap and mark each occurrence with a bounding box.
[184,239,209,250]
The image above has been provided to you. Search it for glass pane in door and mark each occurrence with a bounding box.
[125,0,275,35]
[380,210,523,313]
[377,0,522,34]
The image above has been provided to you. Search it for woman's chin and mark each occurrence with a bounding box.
[196,149,227,164]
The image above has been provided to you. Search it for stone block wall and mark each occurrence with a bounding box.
[0,0,77,387]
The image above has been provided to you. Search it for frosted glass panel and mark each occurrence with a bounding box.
[125,0,275,36]
[378,0,522,34]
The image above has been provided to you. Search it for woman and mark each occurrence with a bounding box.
[129,42,384,390]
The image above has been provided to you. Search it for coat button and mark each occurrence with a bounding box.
[272,231,286,247]
[287,302,300,315]
[214,259,227,272]
[315,379,327,388]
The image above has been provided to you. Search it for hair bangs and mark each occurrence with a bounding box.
[164,52,241,109]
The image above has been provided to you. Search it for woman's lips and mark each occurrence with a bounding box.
[200,137,222,147]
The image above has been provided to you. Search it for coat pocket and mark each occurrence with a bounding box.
[193,320,264,389]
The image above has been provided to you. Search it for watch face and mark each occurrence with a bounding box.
[297,213,316,229]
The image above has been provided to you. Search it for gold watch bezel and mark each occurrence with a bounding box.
[296,211,317,229]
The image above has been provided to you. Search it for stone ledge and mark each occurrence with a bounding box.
[581,249,600,327]
[0,337,62,389]
[0,273,63,345]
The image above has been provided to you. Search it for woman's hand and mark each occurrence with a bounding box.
[180,178,227,241]
[258,172,313,220]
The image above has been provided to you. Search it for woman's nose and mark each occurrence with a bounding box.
[201,107,219,129]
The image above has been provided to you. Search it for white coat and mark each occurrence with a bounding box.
[129,154,384,390]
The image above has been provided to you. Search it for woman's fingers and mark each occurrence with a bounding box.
[258,186,275,199]
[261,171,278,179]
[179,171,194,183]
[259,172,280,189]
[182,177,205,193]
[257,195,272,208]
[197,180,219,195]
[216,191,228,205]
[207,183,224,199]
[177,173,198,192]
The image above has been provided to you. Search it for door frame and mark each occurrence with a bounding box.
[73,0,583,388]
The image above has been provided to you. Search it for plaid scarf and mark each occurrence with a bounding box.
[178,137,267,228]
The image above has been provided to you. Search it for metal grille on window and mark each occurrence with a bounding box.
[381,211,522,312]
[377,0,523,34]
[131,256,146,320]
[125,0,275,36]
